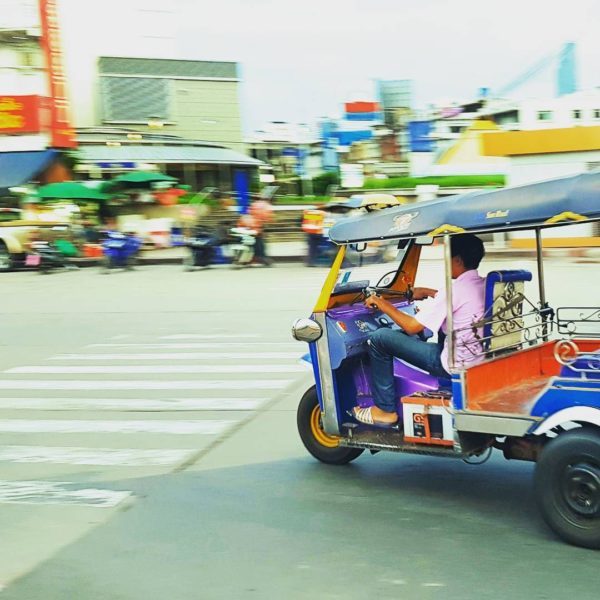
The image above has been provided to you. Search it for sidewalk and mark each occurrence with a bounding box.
[71,242,600,267]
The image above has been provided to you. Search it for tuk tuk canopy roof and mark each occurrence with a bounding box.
[328,171,600,243]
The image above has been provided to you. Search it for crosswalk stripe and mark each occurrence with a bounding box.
[0,397,264,411]
[0,481,131,508]
[0,419,234,434]
[0,379,292,390]
[49,352,301,361]
[6,365,305,374]
[86,342,298,349]
[0,446,193,466]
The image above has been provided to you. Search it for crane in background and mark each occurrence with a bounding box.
[494,42,578,98]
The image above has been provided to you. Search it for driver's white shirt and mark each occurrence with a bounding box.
[415,269,485,372]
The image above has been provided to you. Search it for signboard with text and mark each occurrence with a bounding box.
[0,95,51,134]
[38,0,77,148]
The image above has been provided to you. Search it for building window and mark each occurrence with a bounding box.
[573,109,582,119]
[101,76,171,123]
[537,111,553,121]
[594,109,600,119]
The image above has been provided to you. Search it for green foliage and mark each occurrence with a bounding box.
[363,174,505,189]
[312,171,340,196]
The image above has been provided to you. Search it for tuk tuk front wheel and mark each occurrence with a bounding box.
[534,428,600,549]
[297,386,363,465]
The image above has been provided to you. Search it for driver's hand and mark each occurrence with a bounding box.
[364,294,390,312]
[412,287,438,301]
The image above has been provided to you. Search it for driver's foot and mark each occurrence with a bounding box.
[369,405,399,423]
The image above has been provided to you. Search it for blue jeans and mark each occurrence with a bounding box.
[368,328,450,413]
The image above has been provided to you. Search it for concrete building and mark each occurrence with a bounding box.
[74,127,261,192]
[0,0,254,195]
[482,125,600,246]
[246,122,322,194]
[97,57,244,152]
[481,90,600,131]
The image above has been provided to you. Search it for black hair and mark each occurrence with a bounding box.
[450,233,485,270]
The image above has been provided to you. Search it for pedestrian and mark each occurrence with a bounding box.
[247,196,274,266]
[301,205,326,267]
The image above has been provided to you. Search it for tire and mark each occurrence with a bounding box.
[125,254,138,271]
[182,251,194,271]
[297,386,363,465]
[534,427,600,549]
[0,242,13,272]
[100,256,111,274]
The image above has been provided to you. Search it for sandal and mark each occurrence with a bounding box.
[352,406,398,428]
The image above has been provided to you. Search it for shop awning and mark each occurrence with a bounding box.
[0,150,58,194]
[76,144,263,167]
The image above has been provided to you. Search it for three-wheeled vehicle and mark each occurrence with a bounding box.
[292,172,600,549]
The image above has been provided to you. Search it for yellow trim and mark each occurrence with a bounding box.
[481,125,600,156]
[427,224,466,237]
[310,405,340,448]
[510,236,600,249]
[313,245,346,313]
[545,211,587,224]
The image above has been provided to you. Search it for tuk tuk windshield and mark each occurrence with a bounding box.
[335,240,408,291]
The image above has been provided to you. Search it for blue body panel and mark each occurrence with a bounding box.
[531,379,600,418]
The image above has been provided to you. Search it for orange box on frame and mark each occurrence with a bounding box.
[401,395,454,446]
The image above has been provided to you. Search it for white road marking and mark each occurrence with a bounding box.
[0,480,131,508]
[86,342,297,349]
[0,446,192,466]
[160,334,260,340]
[0,379,291,390]
[7,365,304,374]
[0,419,234,434]
[49,352,301,361]
[0,397,264,411]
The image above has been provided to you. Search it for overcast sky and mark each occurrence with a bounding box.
[177,0,600,132]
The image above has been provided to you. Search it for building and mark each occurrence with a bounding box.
[482,124,600,246]
[481,89,600,131]
[0,0,256,196]
[74,127,260,192]
[96,56,244,152]
[0,0,76,197]
[246,122,323,194]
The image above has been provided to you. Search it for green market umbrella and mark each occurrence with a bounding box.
[36,181,113,201]
[111,171,178,185]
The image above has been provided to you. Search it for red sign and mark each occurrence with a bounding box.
[0,95,51,134]
[39,0,77,148]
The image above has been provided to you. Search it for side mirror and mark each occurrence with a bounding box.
[291,318,323,343]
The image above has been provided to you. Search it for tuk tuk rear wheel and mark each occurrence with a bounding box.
[297,386,363,465]
[534,428,600,549]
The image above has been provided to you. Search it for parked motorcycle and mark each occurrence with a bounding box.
[25,240,67,274]
[182,226,220,270]
[182,225,256,269]
[222,226,256,267]
[100,230,142,273]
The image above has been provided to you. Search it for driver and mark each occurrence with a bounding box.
[353,233,486,427]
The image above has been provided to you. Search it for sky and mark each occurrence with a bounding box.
[174,0,600,132]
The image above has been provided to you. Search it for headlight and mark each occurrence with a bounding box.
[291,318,322,342]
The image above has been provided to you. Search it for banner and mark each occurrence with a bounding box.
[0,95,51,134]
[38,0,77,148]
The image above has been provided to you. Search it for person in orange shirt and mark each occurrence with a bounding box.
[247,198,274,266]
[301,206,326,267]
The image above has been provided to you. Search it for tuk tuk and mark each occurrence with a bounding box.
[292,171,600,549]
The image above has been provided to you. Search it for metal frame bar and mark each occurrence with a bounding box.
[443,234,455,371]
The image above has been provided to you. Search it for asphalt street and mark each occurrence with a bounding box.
[0,256,598,599]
